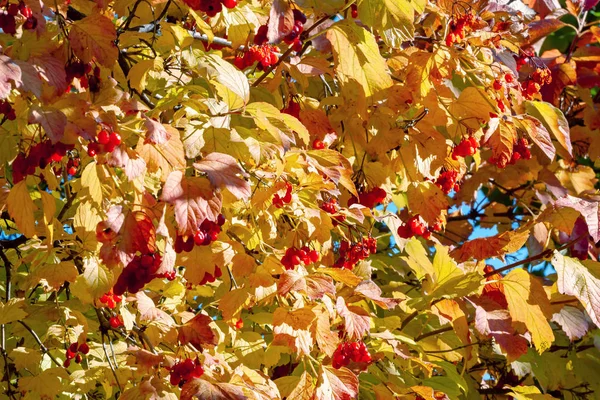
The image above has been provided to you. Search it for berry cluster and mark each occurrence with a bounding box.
[489,137,531,168]
[64,342,89,367]
[234,45,279,70]
[451,136,479,160]
[273,182,292,208]
[113,253,163,295]
[174,215,225,253]
[320,198,347,225]
[87,127,122,157]
[282,10,306,52]
[199,266,222,285]
[282,99,300,118]
[514,49,535,72]
[169,358,204,387]
[445,12,475,47]
[332,341,371,369]
[435,169,460,195]
[183,0,237,17]
[12,141,75,183]
[333,237,377,270]
[66,60,102,92]
[99,289,122,309]
[397,214,442,239]
[347,187,387,209]
[281,246,320,270]
[0,100,16,121]
[66,157,80,177]
[0,2,36,35]
[521,67,552,100]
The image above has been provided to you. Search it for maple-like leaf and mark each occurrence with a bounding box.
[272,307,316,355]
[278,268,336,300]
[144,116,171,145]
[287,371,316,400]
[68,14,118,66]
[6,181,37,238]
[354,281,399,309]
[554,195,600,242]
[502,269,554,353]
[120,211,157,255]
[180,379,246,400]
[267,0,294,43]
[524,101,572,159]
[194,153,251,200]
[0,55,22,99]
[161,171,222,235]
[551,305,589,341]
[314,366,359,400]
[178,313,218,349]
[450,229,529,262]
[551,252,600,328]
[336,297,370,340]
[327,19,393,100]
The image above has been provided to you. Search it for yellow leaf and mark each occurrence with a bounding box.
[449,87,495,129]
[357,0,414,45]
[218,287,254,323]
[524,101,572,159]
[80,162,103,206]
[74,201,101,252]
[7,181,37,238]
[68,14,118,67]
[127,57,163,93]
[70,257,113,304]
[8,347,42,371]
[327,20,393,101]
[199,53,249,110]
[502,269,554,353]
[245,102,310,145]
[0,298,28,324]
[402,237,434,280]
[319,267,362,287]
[407,182,448,225]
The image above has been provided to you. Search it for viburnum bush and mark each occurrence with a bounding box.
[1,0,600,398]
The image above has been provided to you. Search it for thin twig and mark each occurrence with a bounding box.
[17,321,66,371]
[102,333,122,393]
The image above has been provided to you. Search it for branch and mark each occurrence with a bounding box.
[17,321,66,371]
[414,319,474,342]
[483,234,586,278]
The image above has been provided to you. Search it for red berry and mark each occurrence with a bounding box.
[78,343,90,354]
[183,236,195,252]
[312,139,325,149]
[235,318,244,329]
[193,230,206,246]
[221,0,237,8]
[492,79,503,91]
[97,130,110,145]
[308,250,320,263]
[504,73,514,83]
[66,348,76,360]
[63,359,71,368]
[140,254,154,269]
[109,132,122,147]
[109,316,123,328]
[75,353,82,364]
[69,343,79,353]
[217,214,226,226]
[67,166,77,176]
[87,143,99,157]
